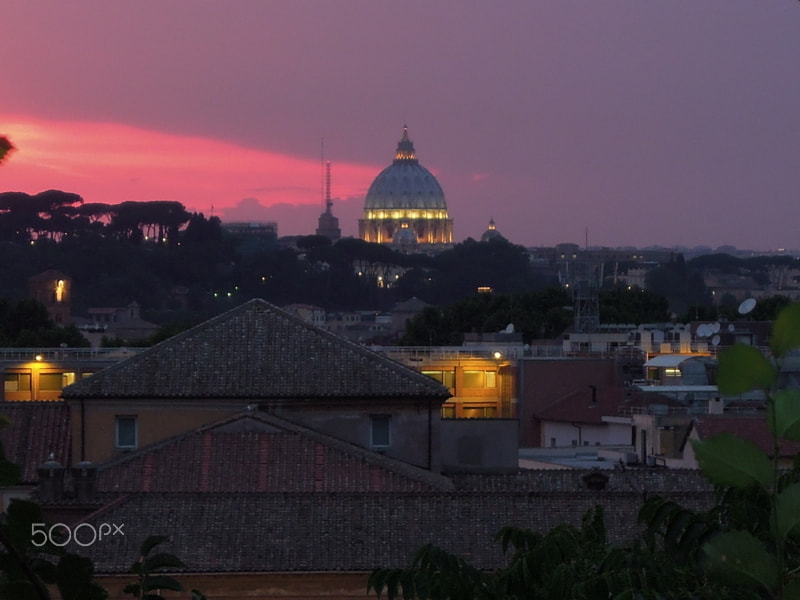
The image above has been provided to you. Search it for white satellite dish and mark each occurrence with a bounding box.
[738,298,757,315]
[712,335,721,347]
[697,324,710,337]
[504,323,515,333]
[728,324,735,332]
[712,322,721,333]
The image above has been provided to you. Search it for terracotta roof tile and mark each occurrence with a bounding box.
[694,415,800,457]
[72,487,716,574]
[61,299,451,401]
[96,412,454,493]
[0,402,71,483]
[536,385,627,424]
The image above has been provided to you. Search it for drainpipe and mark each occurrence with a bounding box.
[80,398,86,462]
[427,398,432,470]
[572,422,583,446]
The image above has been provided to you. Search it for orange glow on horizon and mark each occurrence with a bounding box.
[0,114,376,225]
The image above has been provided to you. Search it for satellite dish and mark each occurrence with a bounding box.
[504,323,515,333]
[697,324,710,337]
[712,322,721,333]
[738,298,757,315]
[712,335,721,347]
[728,324,735,332]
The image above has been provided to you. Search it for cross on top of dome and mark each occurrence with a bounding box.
[393,125,417,164]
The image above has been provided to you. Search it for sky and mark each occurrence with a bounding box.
[2,1,799,251]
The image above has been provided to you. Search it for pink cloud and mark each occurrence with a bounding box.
[0,114,376,235]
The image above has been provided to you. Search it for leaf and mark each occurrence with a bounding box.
[691,433,772,490]
[0,459,21,486]
[55,553,108,600]
[716,344,776,395]
[142,574,183,592]
[122,583,141,595]
[783,580,800,600]
[772,482,800,542]
[142,552,185,572]
[771,302,800,358]
[0,136,13,164]
[139,535,169,557]
[703,530,779,592]
[769,389,800,441]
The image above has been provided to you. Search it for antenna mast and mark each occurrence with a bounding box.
[325,161,332,215]
[320,138,325,212]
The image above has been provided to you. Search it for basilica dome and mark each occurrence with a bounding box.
[359,126,453,247]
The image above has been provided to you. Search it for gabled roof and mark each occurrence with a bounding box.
[535,385,627,425]
[0,402,71,483]
[693,416,800,457]
[96,411,454,493]
[61,299,451,400]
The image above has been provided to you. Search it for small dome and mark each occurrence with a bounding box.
[480,217,505,242]
[364,126,447,212]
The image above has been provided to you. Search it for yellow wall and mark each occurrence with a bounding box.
[94,571,372,600]
[67,400,245,463]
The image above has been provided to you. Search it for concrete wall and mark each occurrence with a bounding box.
[542,420,631,448]
[277,399,442,472]
[440,418,519,473]
[69,397,444,472]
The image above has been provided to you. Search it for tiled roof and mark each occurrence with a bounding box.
[694,415,800,457]
[61,299,451,400]
[535,385,627,424]
[73,486,716,574]
[0,402,71,483]
[96,412,453,493]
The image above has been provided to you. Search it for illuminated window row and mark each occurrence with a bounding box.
[364,210,449,220]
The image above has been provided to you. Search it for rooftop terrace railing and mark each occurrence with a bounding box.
[0,347,146,362]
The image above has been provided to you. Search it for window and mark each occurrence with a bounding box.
[463,370,497,388]
[39,373,64,391]
[4,373,31,392]
[463,370,484,387]
[422,370,455,388]
[116,416,137,449]
[485,371,497,389]
[370,415,391,448]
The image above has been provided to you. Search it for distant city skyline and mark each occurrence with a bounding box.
[2,2,799,251]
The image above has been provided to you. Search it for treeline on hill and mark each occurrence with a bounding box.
[0,190,556,329]
[0,191,796,347]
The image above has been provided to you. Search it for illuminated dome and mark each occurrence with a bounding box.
[359,126,453,246]
[480,217,505,242]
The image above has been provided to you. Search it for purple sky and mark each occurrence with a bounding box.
[3,1,799,250]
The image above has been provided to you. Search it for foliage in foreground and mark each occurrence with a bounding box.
[370,302,800,599]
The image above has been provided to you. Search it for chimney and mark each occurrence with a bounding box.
[37,455,65,503]
[71,461,98,503]
[708,395,724,415]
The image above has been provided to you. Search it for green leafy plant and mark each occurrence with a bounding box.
[690,302,800,598]
[0,499,108,600]
[123,535,185,599]
[123,535,205,600]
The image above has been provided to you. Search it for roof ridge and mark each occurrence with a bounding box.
[61,298,450,400]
